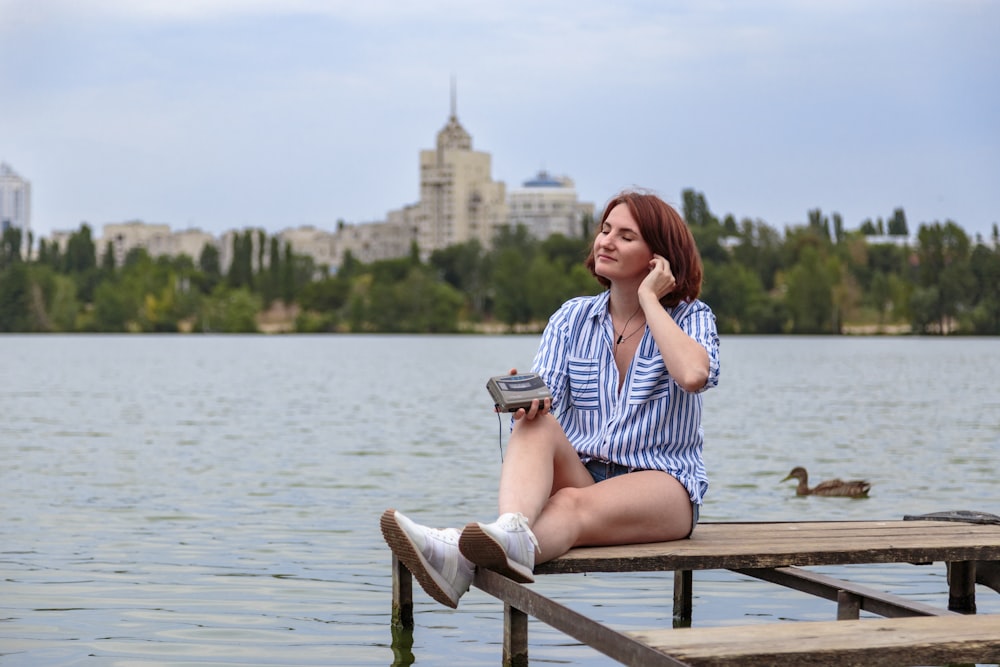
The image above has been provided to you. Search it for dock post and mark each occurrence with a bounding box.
[947,560,977,614]
[391,554,414,629]
[836,589,861,619]
[503,602,529,667]
[672,569,693,627]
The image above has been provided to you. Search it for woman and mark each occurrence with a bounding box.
[381,189,720,608]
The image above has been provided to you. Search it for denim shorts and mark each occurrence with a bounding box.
[584,459,700,537]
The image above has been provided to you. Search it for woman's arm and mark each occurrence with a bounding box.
[638,255,712,393]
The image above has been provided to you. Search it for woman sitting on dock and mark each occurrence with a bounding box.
[381,189,721,608]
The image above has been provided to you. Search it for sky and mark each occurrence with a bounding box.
[2,0,998,242]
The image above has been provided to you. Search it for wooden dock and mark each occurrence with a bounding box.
[389,518,1000,665]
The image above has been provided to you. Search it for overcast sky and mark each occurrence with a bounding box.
[2,0,998,242]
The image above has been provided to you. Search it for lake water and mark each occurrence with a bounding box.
[2,334,999,666]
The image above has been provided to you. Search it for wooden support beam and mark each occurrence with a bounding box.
[503,603,528,667]
[673,569,693,626]
[948,560,977,613]
[473,569,691,667]
[735,566,961,619]
[391,554,414,629]
[835,590,860,620]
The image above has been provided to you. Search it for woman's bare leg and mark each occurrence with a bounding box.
[532,470,693,562]
[495,412,693,563]
[496,413,593,523]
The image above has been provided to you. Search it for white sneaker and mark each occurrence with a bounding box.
[459,512,539,583]
[380,509,474,608]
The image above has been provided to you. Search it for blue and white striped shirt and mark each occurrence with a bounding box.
[531,290,721,504]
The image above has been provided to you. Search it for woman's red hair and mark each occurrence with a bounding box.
[585,190,703,308]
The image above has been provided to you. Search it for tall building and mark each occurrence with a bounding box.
[507,170,594,239]
[0,162,32,253]
[387,85,508,259]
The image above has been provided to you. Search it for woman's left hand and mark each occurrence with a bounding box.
[513,397,551,421]
[504,367,551,421]
[640,254,676,301]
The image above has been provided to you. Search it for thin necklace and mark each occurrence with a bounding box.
[615,305,643,346]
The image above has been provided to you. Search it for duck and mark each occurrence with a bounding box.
[781,466,871,498]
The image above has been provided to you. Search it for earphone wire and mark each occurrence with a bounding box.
[495,406,504,462]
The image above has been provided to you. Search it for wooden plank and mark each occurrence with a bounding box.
[537,521,1000,574]
[472,569,691,667]
[629,614,1000,667]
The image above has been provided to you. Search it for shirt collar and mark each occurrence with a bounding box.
[586,290,612,323]
[587,289,689,323]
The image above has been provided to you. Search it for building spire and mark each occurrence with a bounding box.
[450,74,457,119]
[436,75,471,151]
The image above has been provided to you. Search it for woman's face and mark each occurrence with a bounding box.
[592,203,654,284]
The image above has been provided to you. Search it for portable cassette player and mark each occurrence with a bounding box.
[486,373,552,413]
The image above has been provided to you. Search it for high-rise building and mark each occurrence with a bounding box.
[387,84,508,259]
[0,162,32,252]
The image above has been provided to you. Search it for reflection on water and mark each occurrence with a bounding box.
[389,623,414,667]
[1,335,999,666]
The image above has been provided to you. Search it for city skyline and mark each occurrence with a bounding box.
[2,1,998,240]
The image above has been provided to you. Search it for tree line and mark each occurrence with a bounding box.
[1,189,998,335]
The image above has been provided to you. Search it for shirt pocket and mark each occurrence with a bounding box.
[628,355,671,405]
[567,356,602,411]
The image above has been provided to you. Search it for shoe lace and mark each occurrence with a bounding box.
[504,512,540,556]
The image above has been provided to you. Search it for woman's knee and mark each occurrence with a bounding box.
[511,412,561,437]
[510,414,570,453]
[546,485,587,516]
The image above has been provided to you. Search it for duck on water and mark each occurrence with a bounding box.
[782,466,871,498]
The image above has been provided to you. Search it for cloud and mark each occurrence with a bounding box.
[2,0,998,237]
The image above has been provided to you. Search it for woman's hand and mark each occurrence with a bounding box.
[506,368,551,421]
[639,254,676,302]
[513,397,551,421]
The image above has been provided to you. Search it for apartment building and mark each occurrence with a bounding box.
[97,221,216,268]
[278,225,338,273]
[507,170,594,239]
[0,162,32,255]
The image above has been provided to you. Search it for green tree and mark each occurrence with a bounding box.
[226,231,254,289]
[101,241,116,272]
[36,238,62,269]
[197,287,260,333]
[964,243,1000,333]
[199,243,222,286]
[732,219,783,291]
[914,221,973,333]
[682,189,717,227]
[63,224,97,273]
[702,260,770,334]
[261,236,283,304]
[888,208,908,236]
[90,278,135,332]
[782,245,836,333]
[489,226,538,325]
[0,263,40,331]
[1,226,23,269]
[430,239,488,319]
